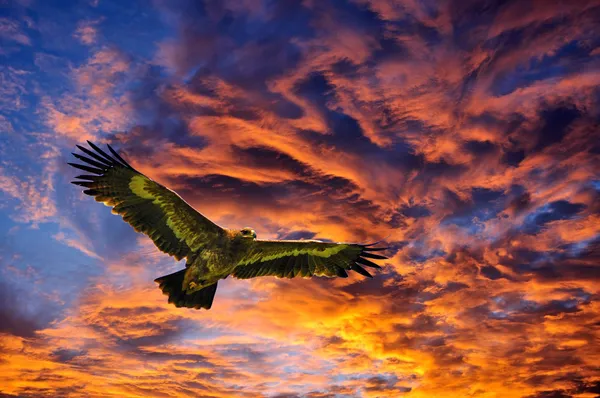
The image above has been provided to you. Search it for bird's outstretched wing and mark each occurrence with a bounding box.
[69,141,224,260]
[232,239,388,279]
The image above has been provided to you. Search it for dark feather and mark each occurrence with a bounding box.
[362,247,388,252]
[285,260,295,278]
[87,140,117,164]
[72,153,108,170]
[357,257,382,269]
[300,254,310,277]
[76,144,115,166]
[71,181,95,187]
[308,256,317,275]
[67,162,104,174]
[107,143,134,170]
[282,256,295,278]
[155,269,219,309]
[249,265,260,278]
[352,263,372,278]
[335,267,348,278]
[74,174,98,181]
[360,252,388,260]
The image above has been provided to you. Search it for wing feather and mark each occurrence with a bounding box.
[232,239,387,280]
[69,141,224,261]
[75,144,114,167]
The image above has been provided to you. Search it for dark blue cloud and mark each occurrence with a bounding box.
[404,237,446,263]
[463,140,498,156]
[501,148,526,167]
[230,145,312,177]
[399,203,432,219]
[279,230,316,240]
[51,348,88,364]
[162,0,314,86]
[480,265,504,280]
[330,58,360,77]
[491,40,599,97]
[449,0,510,51]
[441,187,506,232]
[522,200,586,234]
[534,103,582,152]
[293,71,335,109]
[0,277,56,337]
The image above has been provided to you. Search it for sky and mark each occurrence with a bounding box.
[0,0,599,397]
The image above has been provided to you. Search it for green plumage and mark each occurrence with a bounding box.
[69,141,388,310]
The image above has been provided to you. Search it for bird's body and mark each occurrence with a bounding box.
[69,142,388,309]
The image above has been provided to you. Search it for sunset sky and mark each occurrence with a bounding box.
[1,0,599,397]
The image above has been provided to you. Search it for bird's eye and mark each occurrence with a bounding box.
[241,228,254,237]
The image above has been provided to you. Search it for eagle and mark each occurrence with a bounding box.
[68,141,388,310]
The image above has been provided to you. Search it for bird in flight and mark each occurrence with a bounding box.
[69,141,388,310]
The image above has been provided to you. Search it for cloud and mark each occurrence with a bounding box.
[42,47,134,142]
[522,200,587,234]
[74,19,101,45]
[0,279,47,337]
[0,166,56,226]
[1,0,600,397]
[0,17,31,46]
[52,231,103,260]
[0,66,29,113]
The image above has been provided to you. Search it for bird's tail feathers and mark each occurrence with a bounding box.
[154,270,218,309]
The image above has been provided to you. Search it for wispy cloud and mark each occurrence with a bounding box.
[0,17,31,46]
[0,166,56,226]
[74,19,102,46]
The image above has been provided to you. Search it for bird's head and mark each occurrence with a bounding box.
[239,227,257,240]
